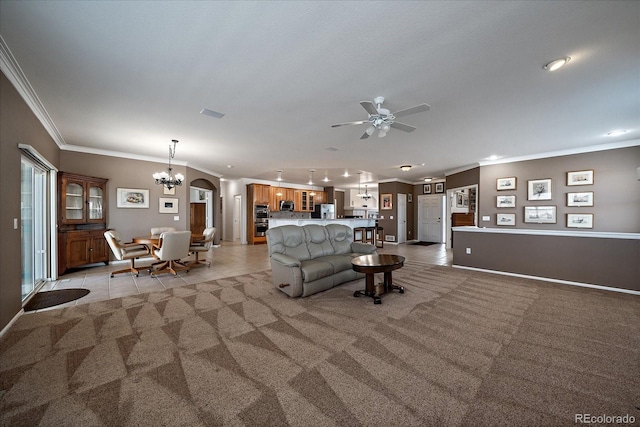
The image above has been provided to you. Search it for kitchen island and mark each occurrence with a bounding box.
[268,218,375,229]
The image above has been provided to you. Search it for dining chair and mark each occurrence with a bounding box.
[150,231,192,276]
[150,226,176,236]
[104,230,151,277]
[188,227,216,268]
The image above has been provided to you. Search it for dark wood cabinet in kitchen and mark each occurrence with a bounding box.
[57,172,109,275]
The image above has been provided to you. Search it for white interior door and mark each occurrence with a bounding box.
[233,195,241,241]
[397,193,407,243]
[418,195,444,242]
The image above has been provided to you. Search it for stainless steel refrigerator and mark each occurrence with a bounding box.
[312,204,335,219]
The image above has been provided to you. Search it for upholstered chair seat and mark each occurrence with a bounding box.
[104,230,151,277]
[151,231,191,276]
[188,227,215,268]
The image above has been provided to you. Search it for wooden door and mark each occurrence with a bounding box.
[190,203,206,235]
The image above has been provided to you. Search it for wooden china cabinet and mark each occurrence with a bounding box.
[57,172,109,275]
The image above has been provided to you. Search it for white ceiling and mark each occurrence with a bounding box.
[1,1,638,190]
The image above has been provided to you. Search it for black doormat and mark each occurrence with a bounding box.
[24,289,90,312]
[410,241,438,246]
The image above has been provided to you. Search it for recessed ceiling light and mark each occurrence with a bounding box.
[226,165,233,168]
[606,129,627,137]
[487,155,500,161]
[543,57,571,71]
[343,171,350,177]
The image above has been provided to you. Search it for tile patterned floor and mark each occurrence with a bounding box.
[36,241,452,311]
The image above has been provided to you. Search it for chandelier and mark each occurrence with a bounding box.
[153,139,184,190]
[357,172,371,201]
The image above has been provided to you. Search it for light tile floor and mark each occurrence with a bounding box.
[37,241,452,310]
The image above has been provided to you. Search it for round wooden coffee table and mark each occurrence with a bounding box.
[351,254,405,304]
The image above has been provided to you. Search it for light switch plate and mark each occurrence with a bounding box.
[173,216,179,221]
[482,216,490,221]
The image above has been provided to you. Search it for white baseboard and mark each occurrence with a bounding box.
[0,308,24,338]
[453,264,640,296]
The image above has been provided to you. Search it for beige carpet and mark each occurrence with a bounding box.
[1,262,639,426]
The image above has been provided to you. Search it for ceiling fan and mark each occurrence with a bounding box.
[331,96,430,139]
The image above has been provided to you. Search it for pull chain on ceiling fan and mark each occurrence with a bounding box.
[331,96,430,139]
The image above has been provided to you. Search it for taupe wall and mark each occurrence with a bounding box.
[378,181,415,242]
[60,151,220,243]
[453,230,640,291]
[1,72,61,330]
[479,146,640,232]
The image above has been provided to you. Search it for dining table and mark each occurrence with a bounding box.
[132,233,204,270]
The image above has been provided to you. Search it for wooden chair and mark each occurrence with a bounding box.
[150,231,191,276]
[104,230,151,277]
[188,227,215,268]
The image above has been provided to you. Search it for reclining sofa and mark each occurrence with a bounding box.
[266,224,377,297]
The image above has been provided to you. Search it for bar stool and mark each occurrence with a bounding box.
[364,226,376,245]
[353,227,366,242]
[376,226,384,248]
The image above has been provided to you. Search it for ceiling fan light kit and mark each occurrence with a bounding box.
[543,57,570,71]
[331,96,430,139]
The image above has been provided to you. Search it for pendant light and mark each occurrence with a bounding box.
[309,169,316,196]
[276,170,283,197]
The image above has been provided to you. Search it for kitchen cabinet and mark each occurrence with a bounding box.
[250,184,271,205]
[58,172,109,275]
[296,190,316,212]
[314,191,326,204]
[270,187,295,211]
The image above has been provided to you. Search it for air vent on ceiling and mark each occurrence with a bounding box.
[200,108,225,119]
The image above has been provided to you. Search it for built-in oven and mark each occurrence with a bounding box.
[254,220,269,237]
[255,204,269,220]
[254,204,269,237]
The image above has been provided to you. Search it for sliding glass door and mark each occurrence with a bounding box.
[21,157,48,301]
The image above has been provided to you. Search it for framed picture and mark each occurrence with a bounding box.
[496,213,516,226]
[116,188,149,208]
[407,193,413,203]
[435,182,445,193]
[381,193,393,210]
[497,177,516,191]
[159,197,179,214]
[496,195,516,208]
[527,178,552,200]
[163,186,176,195]
[423,184,432,194]
[567,213,593,228]
[567,170,594,186]
[567,192,594,207]
[524,206,556,223]
[456,192,464,207]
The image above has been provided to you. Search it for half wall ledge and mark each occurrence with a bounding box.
[452,226,640,293]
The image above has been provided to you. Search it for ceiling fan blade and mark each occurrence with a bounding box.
[390,122,416,132]
[331,120,367,128]
[360,101,378,115]
[360,130,371,140]
[393,103,430,118]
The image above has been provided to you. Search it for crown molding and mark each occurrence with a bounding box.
[478,139,640,166]
[0,35,66,148]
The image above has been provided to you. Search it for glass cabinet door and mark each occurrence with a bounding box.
[65,182,84,221]
[88,184,104,221]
